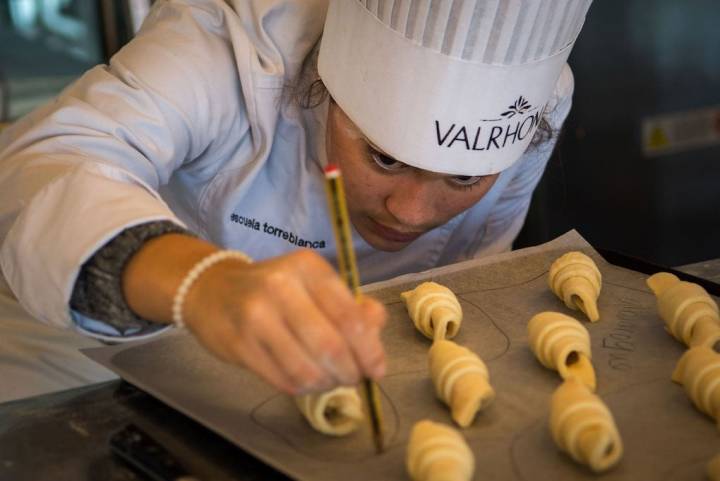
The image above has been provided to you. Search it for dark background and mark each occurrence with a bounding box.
[516,0,720,267]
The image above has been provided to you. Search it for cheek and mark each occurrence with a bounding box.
[442,176,499,217]
[333,150,379,214]
[438,195,475,221]
[327,124,379,209]
[341,161,387,210]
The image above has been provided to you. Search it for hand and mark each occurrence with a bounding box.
[182,249,387,394]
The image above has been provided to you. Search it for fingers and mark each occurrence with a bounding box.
[286,251,387,379]
[354,296,388,379]
[227,286,337,394]
[300,262,388,380]
[184,249,388,393]
[274,275,361,386]
[258,311,340,394]
[185,311,298,394]
[238,339,298,394]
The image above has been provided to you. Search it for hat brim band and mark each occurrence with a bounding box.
[319,0,574,176]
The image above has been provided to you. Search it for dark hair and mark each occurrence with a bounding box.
[286,41,557,148]
[285,41,328,110]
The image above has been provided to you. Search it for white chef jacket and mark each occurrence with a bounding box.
[0,0,574,343]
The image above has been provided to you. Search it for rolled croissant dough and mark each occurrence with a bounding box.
[550,378,623,473]
[295,386,364,436]
[549,252,602,322]
[406,419,474,481]
[401,282,463,340]
[429,339,495,428]
[647,272,720,349]
[528,311,596,391]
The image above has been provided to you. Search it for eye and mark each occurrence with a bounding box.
[370,150,407,172]
[449,175,484,187]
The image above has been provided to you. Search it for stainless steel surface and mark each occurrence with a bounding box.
[677,258,720,284]
[0,381,290,481]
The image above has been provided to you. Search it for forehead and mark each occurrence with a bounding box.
[330,101,494,179]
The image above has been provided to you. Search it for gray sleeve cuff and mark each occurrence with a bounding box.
[69,220,193,336]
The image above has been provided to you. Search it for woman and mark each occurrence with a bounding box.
[0,0,592,401]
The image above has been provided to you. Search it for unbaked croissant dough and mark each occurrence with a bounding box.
[406,419,474,481]
[708,453,720,481]
[671,346,720,427]
[401,281,463,340]
[528,311,596,391]
[548,251,602,322]
[429,340,495,427]
[550,378,623,472]
[647,272,720,349]
[295,386,364,436]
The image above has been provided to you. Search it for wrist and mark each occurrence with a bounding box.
[122,233,221,323]
[172,250,253,329]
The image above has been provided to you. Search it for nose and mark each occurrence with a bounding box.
[384,175,440,229]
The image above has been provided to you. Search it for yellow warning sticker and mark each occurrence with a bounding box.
[642,105,720,157]
[648,127,669,150]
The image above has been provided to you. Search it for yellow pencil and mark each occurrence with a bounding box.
[323,163,385,454]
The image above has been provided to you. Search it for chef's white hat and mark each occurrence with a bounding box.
[318,0,592,176]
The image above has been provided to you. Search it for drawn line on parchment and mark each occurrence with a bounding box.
[605,279,656,296]
[381,271,539,364]
[428,269,548,296]
[507,377,709,480]
[508,417,546,481]
[248,383,402,464]
[597,375,670,397]
[458,297,512,362]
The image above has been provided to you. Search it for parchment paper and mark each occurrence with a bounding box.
[84,231,720,480]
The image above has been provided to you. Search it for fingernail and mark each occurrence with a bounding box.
[372,362,386,379]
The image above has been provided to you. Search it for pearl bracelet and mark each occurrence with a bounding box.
[171,250,252,329]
